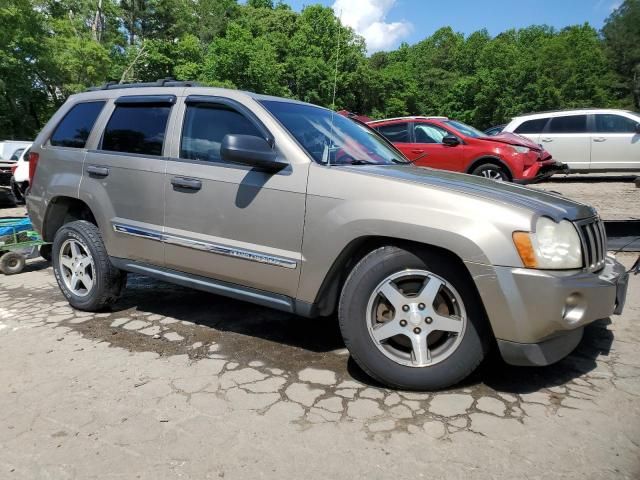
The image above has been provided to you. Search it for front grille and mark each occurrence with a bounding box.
[576,217,607,271]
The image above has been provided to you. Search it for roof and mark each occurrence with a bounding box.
[368,116,449,124]
[513,108,635,120]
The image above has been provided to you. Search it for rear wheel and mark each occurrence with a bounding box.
[338,246,490,390]
[0,252,26,275]
[471,162,510,182]
[52,220,126,311]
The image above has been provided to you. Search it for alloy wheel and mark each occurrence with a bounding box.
[59,239,95,297]
[366,269,467,367]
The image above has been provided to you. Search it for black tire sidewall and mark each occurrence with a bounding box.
[339,246,489,390]
[52,222,116,311]
[1,252,26,275]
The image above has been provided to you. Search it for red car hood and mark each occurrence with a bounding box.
[479,132,542,151]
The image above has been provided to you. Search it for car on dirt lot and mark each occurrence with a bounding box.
[9,145,32,204]
[26,80,629,390]
[369,116,566,183]
[502,109,640,172]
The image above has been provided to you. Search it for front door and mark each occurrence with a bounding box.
[163,96,307,297]
[540,114,591,170]
[590,113,640,170]
[412,122,465,171]
[82,95,174,265]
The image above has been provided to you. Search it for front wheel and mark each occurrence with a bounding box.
[338,246,490,390]
[52,220,126,311]
[471,163,511,182]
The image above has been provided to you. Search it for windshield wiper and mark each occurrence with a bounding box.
[343,159,378,165]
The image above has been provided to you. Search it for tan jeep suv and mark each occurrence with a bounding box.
[26,80,629,390]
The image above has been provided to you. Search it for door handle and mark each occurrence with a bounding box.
[171,176,202,191]
[86,165,109,177]
[593,137,606,142]
[411,149,425,154]
[541,138,553,142]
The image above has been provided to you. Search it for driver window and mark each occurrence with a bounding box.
[180,104,262,163]
[414,124,449,144]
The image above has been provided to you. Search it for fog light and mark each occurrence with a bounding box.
[562,293,586,325]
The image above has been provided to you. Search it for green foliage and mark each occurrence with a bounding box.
[0,0,636,140]
[603,0,640,109]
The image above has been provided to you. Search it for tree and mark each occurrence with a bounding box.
[603,0,640,108]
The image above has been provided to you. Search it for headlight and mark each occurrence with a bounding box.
[512,217,582,269]
[511,145,530,154]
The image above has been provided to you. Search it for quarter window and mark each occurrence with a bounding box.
[180,104,262,162]
[594,114,639,133]
[514,118,548,134]
[50,101,105,148]
[376,123,410,143]
[547,115,587,134]
[102,105,171,156]
[414,124,450,144]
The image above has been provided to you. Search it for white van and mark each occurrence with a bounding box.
[503,109,640,172]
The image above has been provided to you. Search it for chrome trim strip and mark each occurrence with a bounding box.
[112,223,297,269]
[113,224,163,241]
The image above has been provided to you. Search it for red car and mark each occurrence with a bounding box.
[368,116,566,183]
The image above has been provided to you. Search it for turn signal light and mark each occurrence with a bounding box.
[512,231,537,268]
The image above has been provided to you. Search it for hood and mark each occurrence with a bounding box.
[341,164,596,221]
[479,132,542,150]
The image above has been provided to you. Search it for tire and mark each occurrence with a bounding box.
[52,220,126,311]
[470,162,511,182]
[0,252,26,275]
[39,244,52,262]
[338,246,490,390]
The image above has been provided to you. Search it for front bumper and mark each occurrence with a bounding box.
[514,160,569,184]
[466,255,628,366]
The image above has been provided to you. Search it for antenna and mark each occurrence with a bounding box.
[328,9,342,167]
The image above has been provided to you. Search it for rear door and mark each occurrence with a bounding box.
[81,95,174,265]
[374,122,415,160]
[540,114,591,170]
[162,95,307,297]
[412,122,465,171]
[590,113,640,170]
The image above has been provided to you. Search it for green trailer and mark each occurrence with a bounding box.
[0,217,51,275]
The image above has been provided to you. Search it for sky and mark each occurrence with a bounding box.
[283,0,623,53]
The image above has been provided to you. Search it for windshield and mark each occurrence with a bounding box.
[444,120,485,138]
[260,100,409,166]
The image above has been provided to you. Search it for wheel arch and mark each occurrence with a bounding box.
[310,236,485,319]
[466,156,514,180]
[42,196,98,242]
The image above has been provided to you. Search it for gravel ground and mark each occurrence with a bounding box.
[529,174,639,220]
[0,190,639,479]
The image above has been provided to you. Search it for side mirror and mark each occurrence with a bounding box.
[442,135,460,146]
[221,134,287,172]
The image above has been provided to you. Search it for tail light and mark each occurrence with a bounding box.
[28,152,40,182]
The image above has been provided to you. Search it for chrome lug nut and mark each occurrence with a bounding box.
[399,320,408,327]
[402,305,410,312]
[425,317,433,324]
[418,303,425,310]
[413,327,421,334]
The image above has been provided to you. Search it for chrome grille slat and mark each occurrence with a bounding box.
[577,217,606,272]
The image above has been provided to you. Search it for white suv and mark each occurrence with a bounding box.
[503,109,640,172]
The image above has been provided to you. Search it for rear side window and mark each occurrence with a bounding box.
[414,124,449,143]
[50,101,105,148]
[547,115,587,134]
[514,118,548,134]
[102,105,171,156]
[376,123,410,143]
[594,114,638,133]
[10,148,24,161]
[180,105,262,162]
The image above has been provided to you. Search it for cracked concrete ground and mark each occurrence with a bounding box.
[1,188,639,479]
[1,254,638,479]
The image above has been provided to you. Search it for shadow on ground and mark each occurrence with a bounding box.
[107,274,613,393]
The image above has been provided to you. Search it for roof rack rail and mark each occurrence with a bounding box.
[86,77,201,92]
